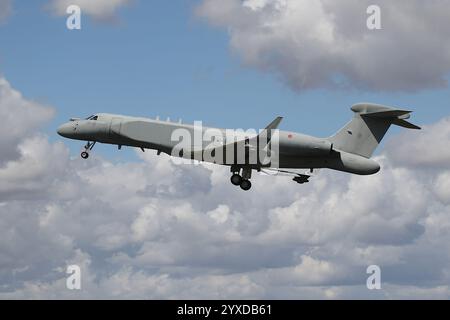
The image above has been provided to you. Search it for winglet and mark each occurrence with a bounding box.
[257,116,283,144]
[265,116,283,131]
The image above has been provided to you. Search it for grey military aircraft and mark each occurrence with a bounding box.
[57,103,420,190]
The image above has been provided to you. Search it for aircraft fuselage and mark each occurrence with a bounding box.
[57,113,380,176]
[57,104,420,190]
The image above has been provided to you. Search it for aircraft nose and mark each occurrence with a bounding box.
[57,123,74,137]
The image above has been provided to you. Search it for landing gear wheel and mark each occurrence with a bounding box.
[230,174,242,186]
[81,151,89,159]
[240,179,252,191]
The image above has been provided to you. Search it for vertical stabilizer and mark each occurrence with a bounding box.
[328,103,420,158]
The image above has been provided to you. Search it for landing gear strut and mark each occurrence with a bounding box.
[81,141,96,159]
[230,166,252,191]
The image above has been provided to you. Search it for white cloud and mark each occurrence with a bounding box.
[386,117,450,169]
[48,0,132,20]
[0,77,54,163]
[434,172,450,204]
[196,0,450,92]
[2,77,450,298]
[292,255,341,285]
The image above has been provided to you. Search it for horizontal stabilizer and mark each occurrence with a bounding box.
[392,118,421,130]
[353,103,421,130]
[362,109,412,118]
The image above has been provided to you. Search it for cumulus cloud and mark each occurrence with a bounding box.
[196,0,450,92]
[0,77,54,163]
[1,78,450,298]
[0,0,12,24]
[48,0,132,20]
[386,117,450,169]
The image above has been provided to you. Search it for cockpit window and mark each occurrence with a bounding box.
[86,115,98,120]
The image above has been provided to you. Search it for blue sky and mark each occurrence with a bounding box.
[1,0,449,160]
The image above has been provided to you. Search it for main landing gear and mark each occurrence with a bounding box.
[81,141,96,159]
[230,166,252,191]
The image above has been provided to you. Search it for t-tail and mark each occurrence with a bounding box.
[328,103,421,158]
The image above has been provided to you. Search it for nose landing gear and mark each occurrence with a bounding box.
[81,141,96,159]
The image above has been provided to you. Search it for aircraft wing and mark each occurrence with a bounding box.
[230,116,283,146]
[204,116,283,162]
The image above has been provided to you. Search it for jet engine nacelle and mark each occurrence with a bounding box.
[329,151,381,175]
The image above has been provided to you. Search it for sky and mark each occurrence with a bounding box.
[1,0,450,299]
